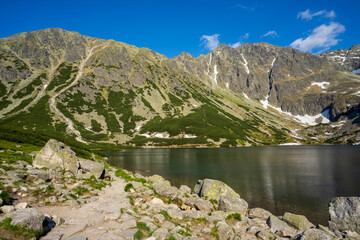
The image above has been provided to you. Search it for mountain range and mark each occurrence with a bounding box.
[0,28,359,147]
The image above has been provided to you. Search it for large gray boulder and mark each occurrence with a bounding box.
[8,208,45,232]
[283,212,314,231]
[295,228,332,240]
[218,195,248,214]
[248,208,272,220]
[193,179,240,201]
[267,215,296,237]
[33,139,79,175]
[329,197,360,233]
[78,158,105,179]
[184,197,213,212]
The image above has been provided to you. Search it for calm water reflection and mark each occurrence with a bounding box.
[108,146,360,225]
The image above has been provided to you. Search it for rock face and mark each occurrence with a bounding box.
[33,139,79,175]
[218,196,248,214]
[329,197,360,233]
[8,208,45,232]
[321,44,360,73]
[184,197,213,212]
[283,212,314,231]
[193,179,240,201]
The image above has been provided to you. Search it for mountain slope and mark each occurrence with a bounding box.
[0,28,359,146]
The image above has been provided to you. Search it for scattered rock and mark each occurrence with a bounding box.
[266,215,295,237]
[184,197,213,212]
[283,212,314,231]
[167,208,183,220]
[147,174,166,184]
[216,221,234,240]
[152,227,169,240]
[179,185,191,194]
[218,195,248,214]
[329,197,360,233]
[295,228,331,240]
[193,178,240,201]
[8,208,45,232]
[150,197,164,205]
[1,205,15,214]
[153,180,181,199]
[248,208,272,220]
[14,202,28,210]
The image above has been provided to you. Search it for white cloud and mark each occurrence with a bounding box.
[290,22,345,52]
[236,4,254,11]
[201,34,220,51]
[229,33,249,48]
[261,30,278,38]
[297,9,336,21]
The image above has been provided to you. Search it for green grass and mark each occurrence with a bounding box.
[159,210,170,220]
[226,213,242,221]
[0,191,11,205]
[73,186,90,196]
[13,73,44,99]
[134,222,150,239]
[0,218,43,239]
[127,196,134,206]
[115,169,146,183]
[124,183,134,192]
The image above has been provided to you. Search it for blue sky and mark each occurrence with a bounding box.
[1,0,359,58]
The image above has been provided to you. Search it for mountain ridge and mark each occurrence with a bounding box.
[0,28,359,147]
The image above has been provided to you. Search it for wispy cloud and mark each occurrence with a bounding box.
[229,33,249,48]
[201,34,220,51]
[236,4,254,11]
[290,22,345,53]
[297,9,336,21]
[261,30,278,38]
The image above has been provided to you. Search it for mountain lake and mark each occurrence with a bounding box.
[108,145,360,225]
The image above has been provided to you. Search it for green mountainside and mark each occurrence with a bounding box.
[0,28,359,148]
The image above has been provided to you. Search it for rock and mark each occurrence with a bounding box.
[67,237,88,240]
[343,230,360,239]
[0,198,3,207]
[248,208,272,220]
[283,212,314,231]
[167,208,183,220]
[1,205,15,214]
[118,229,138,240]
[78,158,105,179]
[218,195,248,214]
[256,229,273,240]
[15,202,28,210]
[193,178,240,201]
[33,139,79,175]
[153,180,181,199]
[329,197,360,233]
[52,215,65,226]
[9,208,45,232]
[162,221,176,229]
[295,228,331,240]
[118,218,137,230]
[266,215,295,236]
[152,227,169,240]
[184,197,213,212]
[147,174,166,183]
[153,214,166,224]
[41,232,64,240]
[216,221,234,240]
[150,197,164,205]
[179,185,191,194]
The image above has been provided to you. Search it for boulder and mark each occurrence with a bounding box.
[295,228,331,240]
[179,185,191,194]
[218,195,248,214]
[1,205,15,214]
[167,208,183,220]
[193,178,240,201]
[147,174,166,184]
[248,208,272,220]
[216,221,234,240]
[8,208,45,232]
[153,180,181,199]
[329,197,360,233]
[184,197,213,212]
[33,139,79,175]
[267,215,296,236]
[283,212,314,231]
[78,158,105,179]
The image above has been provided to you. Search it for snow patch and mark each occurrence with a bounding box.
[241,54,250,74]
[184,134,197,139]
[243,93,249,99]
[135,126,142,131]
[331,120,346,128]
[268,57,276,73]
[139,133,151,138]
[226,82,229,89]
[311,82,330,89]
[279,143,301,146]
[139,132,170,138]
[352,68,360,74]
[43,84,48,90]
[260,94,270,109]
[352,90,360,96]
[213,65,218,84]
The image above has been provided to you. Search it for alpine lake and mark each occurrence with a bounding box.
[107,145,360,225]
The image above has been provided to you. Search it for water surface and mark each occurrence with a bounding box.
[108,145,360,225]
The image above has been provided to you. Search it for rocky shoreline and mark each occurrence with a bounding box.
[0,139,359,240]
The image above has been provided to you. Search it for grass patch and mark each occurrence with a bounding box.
[134,222,150,239]
[115,169,146,183]
[73,186,90,196]
[127,196,134,206]
[0,218,44,239]
[0,191,11,205]
[226,213,242,221]
[159,210,170,220]
[124,183,134,192]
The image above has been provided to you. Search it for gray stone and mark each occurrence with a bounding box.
[283,212,314,231]
[78,158,105,179]
[1,205,15,214]
[216,221,234,240]
[9,208,45,232]
[167,208,183,220]
[153,213,166,224]
[295,228,331,240]
[193,178,240,201]
[218,195,248,214]
[118,229,138,240]
[329,197,360,233]
[184,197,213,212]
[66,237,88,240]
[33,139,79,175]
[41,232,64,240]
[152,227,169,240]
[15,202,28,210]
[0,198,3,207]
[248,208,272,220]
[118,218,137,230]
[162,221,176,229]
[179,185,191,194]
[267,215,295,236]
[153,180,181,199]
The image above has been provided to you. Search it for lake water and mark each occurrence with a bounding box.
[108,145,360,225]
